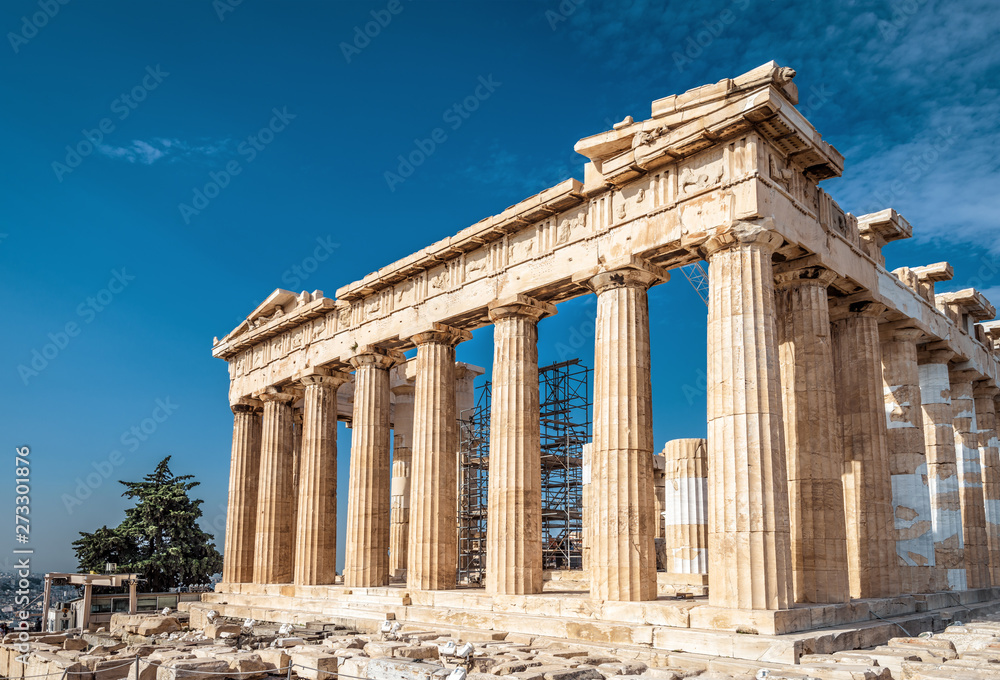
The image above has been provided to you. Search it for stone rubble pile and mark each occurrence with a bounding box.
[4,612,1000,680]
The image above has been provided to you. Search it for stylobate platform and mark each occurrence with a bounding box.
[182,580,1000,664]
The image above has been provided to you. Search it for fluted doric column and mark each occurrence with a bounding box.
[407,324,471,591]
[881,327,939,593]
[774,265,850,604]
[831,300,899,599]
[661,438,708,575]
[390,383,415,578]
[584,258,663,601]
[254,388,295,584]
[223,401,261,584]
[704,223,792,610]
[294,371,349,585]
[485,295,555,595]
[289,407,302,578]
[951,370,990,588]
[975,384,1000,586]
[345,347,400,587]
[918,348,964,590]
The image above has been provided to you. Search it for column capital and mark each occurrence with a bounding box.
[702,219,783,258]
[879,324,925,344]
[950,368,983,384]
[231,398,262,415]
[576,256,668,295]
[973,382,1000,399]
[488,294,557,323]
[773,264,837,290]
[828,298,886,322]
[917,346,955,365]
[259,388,295,404]
[349,345,405,370]
[409,322,472,348]
[297,367,351,389]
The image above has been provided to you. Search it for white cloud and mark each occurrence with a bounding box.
[97,137,230,165]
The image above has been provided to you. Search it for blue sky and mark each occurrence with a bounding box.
[2,0,998,575]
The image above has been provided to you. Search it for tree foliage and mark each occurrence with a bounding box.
[72,456,222,591]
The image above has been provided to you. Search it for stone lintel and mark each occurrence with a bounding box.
[911,262,954,284]
[857,208,913,245]
[487,294,558,322]
[936,288,997,321]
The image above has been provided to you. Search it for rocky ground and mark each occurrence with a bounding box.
[3,611,1000,680]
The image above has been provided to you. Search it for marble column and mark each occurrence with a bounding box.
[587,259,663,602]
[289,407,302,578]
[390,384,415,578]
[775,266,850,604]
[345,347,399,588]
[918,349,964,590]
[485,295,555,595]
[975,384,1000,586]
[294,371,349,586]
[661,439,708,575]
[831,300,899,599]
[407,324,471,591]
[254,388,295,584]
[951,370,990,589]
[223,401,261,584]
[704,224,792,611]
[881,327,939,593]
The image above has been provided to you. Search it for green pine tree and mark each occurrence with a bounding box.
[72,456,223,592]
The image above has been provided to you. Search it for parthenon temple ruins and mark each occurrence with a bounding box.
[200,62,1000,663]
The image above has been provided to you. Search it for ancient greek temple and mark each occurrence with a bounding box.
[199,62,1000,662]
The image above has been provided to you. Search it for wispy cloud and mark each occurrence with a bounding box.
[547,0,1000,252]
[97,137,230,165]
[453,140,579,198]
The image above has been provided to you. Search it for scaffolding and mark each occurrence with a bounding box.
[539,359,589,570]
[457,381,490,585]
[456,358,591,584]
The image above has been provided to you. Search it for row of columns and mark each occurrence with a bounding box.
[703,221,1000,609]
[223,218,1000,608]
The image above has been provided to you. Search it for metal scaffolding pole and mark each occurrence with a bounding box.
[457,358,591,583]
[539,359,590,571]
[457,382,490,585]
